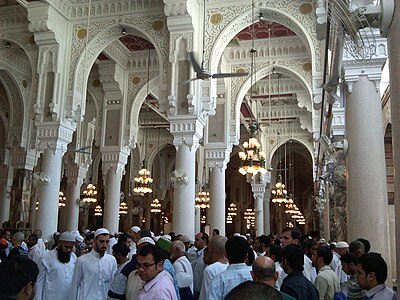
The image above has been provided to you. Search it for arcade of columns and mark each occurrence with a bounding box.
[0,0,399,284]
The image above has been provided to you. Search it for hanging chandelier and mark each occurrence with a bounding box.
[238,123,267,175]
[150,198,161,213]
[133,160,153,194]
[94,205,103,216]
[119,201,128,215]
[195,190,210,209]
[82,182,97,203]
[271,174,288,205]
[226,214,233,224]
[228,203,237,216]
[244,208,255,229]
[58,191,66,208]
[201,215,206,224]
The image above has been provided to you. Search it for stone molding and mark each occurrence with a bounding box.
[65,163,88,185]
[205,146,232,170]
[169,115,206,151]
[101,148,129,176]
[36,121,75,153]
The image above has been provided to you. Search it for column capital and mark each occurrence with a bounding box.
[101,148,129,176]
[170,115,206,151]
[65,163,88,185]
[246,172,271,186]
[205,145,232,170]
[36,121,75,154]
[10,147,38,171]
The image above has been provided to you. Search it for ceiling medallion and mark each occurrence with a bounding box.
[299,3,313,14]
[303,62,312,72]
[132,76,141,85]
[152,20,164,31]
[92,79,100,87]
[77,28,88,39]
[210,13,223,25]
[22,80,28,88]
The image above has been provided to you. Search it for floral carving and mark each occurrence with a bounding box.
[169,169,189,186]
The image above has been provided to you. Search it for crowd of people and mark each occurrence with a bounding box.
[0,226,397,300]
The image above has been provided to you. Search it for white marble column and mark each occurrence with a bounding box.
[65,166,86,231]
[194,207,201,234]
[263,188,271,234]
[388,4,400,286]
[35,146,65,241]
[0,164,11,225]
[172,143,197,237]
[344,66,390,259]
[208,166,226,236]
[248,173,269,236]
[103,162,125,234]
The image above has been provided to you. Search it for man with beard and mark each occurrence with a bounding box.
[70,228,117,300]
[33,231,77,300]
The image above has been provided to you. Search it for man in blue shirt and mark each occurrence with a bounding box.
[280,244,319,300]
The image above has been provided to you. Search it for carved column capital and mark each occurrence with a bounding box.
[205,145,232,171]
[169,115,206,151]
[36,121,75,155]
[101,148,129,176]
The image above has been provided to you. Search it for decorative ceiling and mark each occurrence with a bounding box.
[119,35,155,52]
[236,21,296,40]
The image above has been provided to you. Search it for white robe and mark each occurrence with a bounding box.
[33,249,77,300]
[69,249,117,300]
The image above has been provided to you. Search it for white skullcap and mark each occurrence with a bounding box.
[94,228,110,239]
[137,237,155,246]
[75,235,84,243]
[336,241,349,248]
[233,233,241,237]
[59,231,77,243]
[131,226,141,233]
[162,234,171,241]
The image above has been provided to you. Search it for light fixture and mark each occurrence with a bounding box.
[82,182,98,203]
[151,198,162,213]
[244,208,255,229]
[195,190,210,209]
[119,201,128,215]
[122,28,127,35]
[94,205,103,216]
[133,160,153,194]
[35,201,39,211]
[58,191,66,208]
[6,42,11,48]
[227,203,237,216]
[238,123,267,175]
[271,174,287,206]
[201,215,207,224]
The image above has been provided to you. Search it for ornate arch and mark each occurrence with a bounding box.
[69,16,169,120]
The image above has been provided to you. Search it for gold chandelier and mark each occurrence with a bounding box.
[94,205,103,216]
[238,123,267,175]
[119,201,128,215]
[58,191,66,208]
[82,182,97,203]
[271,174,287,205]
[244,208,255,229]
[150,198,161,213]
[133,160,153,194]
[195,190,210,209]
[226,203,237,224]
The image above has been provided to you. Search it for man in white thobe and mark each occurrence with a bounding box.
[33,231,77,300]
[171,240,194,294]
[69,228,117,300]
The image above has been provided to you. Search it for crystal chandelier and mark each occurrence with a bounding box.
[226,203,237,224]
[82,182,97,203]
[226,214,233,224]
[238,123,267,175]
[271,174,287,205]
[94,205,103,216]
[58,191,66,208]
[244,208,255,229]
[150,198,161,213]
[133,160,153,194]
[201,215,206,224]
[195,190,210,209]
[119,201,128,215]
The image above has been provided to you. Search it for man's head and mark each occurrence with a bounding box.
[357,238,371,253]
[0,255,39,300]
[226,236,251,264]
[301,237,316,259]
[194,232,209,250]
[312,245,333,270]
[27,234,38,249]
[118,233,133,249]
[253,235,271,253]
[225,281,284,300]
[84,233,95,251]
[137,237,156,252]
[282,244,304,274]
[33,230,42,239]
[280,227,301,247]
[204,235,227,265]
[57,232,77,263]
[251,256,277,286]
[356,252,388,290]
[179,235,191,251]
[170,240,185,260]
[3,230,11,242]
[12,232,25,247]
[112,242,130,264]
[212,229,219,237]
[335,241,349,256]
[93,228,110,256]
[349,240,365,257]
[340,253,358,276]
[266,244,283,263]
[129,226,141,243]
[137,244,165,282]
